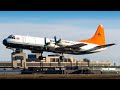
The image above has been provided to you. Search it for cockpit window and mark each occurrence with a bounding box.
[8,35,15,39]
[8,35,12,38]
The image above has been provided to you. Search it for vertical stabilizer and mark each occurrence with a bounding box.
[80,25,106,45]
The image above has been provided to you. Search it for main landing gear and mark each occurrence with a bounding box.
[59,53,64,61]
[38,52,44,60]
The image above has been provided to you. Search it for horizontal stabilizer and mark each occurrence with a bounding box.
[98,43,116,48]
[86,43,116,52]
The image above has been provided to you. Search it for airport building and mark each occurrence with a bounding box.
[0,51,111,68]
[1,50,120,74]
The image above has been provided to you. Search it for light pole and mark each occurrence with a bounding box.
[83,58,90,70]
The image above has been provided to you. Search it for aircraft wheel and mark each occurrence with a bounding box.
[60,56,64,61]
[38,56,43,60]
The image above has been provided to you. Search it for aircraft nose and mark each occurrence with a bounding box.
[3,39,7,46]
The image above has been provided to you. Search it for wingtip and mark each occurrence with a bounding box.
[111,43,116,46]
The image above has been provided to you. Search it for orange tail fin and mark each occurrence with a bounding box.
[79,25,106,45]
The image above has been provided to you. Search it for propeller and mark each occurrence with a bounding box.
[54,36,61,45]
[44,36,61,50]
[44,37,50,50]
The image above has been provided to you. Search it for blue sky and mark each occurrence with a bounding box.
[0,11,120,65]
[0,11,120,18]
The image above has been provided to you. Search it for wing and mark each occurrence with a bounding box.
[64,43,87,48]
[56,43,87,50]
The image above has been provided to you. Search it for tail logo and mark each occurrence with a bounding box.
[98,33,101,37]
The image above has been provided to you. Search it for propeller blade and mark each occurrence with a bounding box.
[54,36,57,43]
[54,36,61,45]
[44,37,52,50]
[44,37,49,50]
[44,37,50,46]
[57,39,61,43]
[45,37,47,45]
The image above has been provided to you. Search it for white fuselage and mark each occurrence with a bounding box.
[3,34,106,54]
